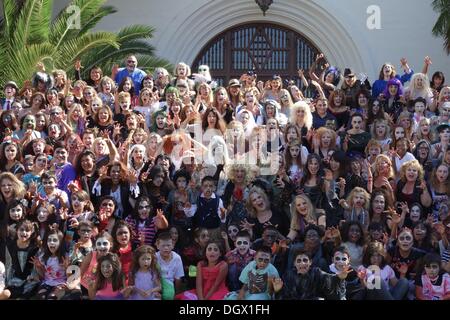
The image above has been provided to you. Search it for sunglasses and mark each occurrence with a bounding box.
[257,258,270,263]
[236,240,249,246]
[295,257,310,263]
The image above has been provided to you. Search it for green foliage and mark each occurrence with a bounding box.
[432,0,450,54]
[0,0,171,94]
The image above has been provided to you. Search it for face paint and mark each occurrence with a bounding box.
[235,237,250,255]
[294,254,311,274]
[95,237,111,256]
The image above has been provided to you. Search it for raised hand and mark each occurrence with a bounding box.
[240,219,255,232]
[272,277,283,292]
[337,265,352,280]
[74,59,83,71]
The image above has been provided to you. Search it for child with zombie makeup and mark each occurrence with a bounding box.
[31,201,60,241]
[63,190,95,253]
[80,231,113,294]
[387,227,426,299]
[4,220,40,299]
[125,196,168,249]
[339,187,371,231]
[225,230,256,291]
[167,169,197,232]
[68,220,94,267]
[5,200,27,241]
[224,246,278,300]
[31,227,68,300]
[273,248,350,300]
[415,252,450,300]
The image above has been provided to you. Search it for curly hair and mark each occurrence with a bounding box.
[399,159,425,183]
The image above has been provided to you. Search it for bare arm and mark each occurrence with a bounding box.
[196,262,204,300]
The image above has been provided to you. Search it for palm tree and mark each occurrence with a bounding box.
[432,0,450,54]
[0,0,171,91]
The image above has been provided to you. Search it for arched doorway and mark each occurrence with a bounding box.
[192,23,326,91]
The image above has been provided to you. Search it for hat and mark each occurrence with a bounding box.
[436,123,450,133]
[228,79,240,87]
[344,68,355,78]
[4,81,18,91]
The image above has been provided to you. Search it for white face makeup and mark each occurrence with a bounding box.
[95,237,111,255]
[9,205,23,221]
[235,237,250,255]
[398,231,413,251]
[410,206,421,222]
[205,243,220,263]
[424,263,440,279]
[333,252,350,271]
[294,254,311,274]
[47,234,60,254]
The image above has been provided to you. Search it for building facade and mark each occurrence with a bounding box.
[57,0,450,83]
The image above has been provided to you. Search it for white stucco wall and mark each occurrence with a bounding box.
[53,0,449,82]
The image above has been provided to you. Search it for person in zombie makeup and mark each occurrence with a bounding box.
[225,246,278,300]
[415,252,450,300]
[272,248,350,300]
[225,230,256,291]
[387,227,426,299]
[13,114,42,143]
[80,231,114,293]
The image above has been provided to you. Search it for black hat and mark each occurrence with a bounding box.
[344,68,355,78]
[436,123,450,133]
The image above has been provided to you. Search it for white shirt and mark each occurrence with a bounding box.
[156,251,185,283]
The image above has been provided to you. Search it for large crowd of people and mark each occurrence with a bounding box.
[0,52,449,300]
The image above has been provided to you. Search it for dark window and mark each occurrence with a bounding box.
[192,23,325,95]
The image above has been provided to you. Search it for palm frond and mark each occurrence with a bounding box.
[50,0,106,48]
[6,43,55,87]
[76,5,117,36]
[12,0,52,47]
[431,0,450,54]
[80,40,156,77]
[54,32,119,70]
